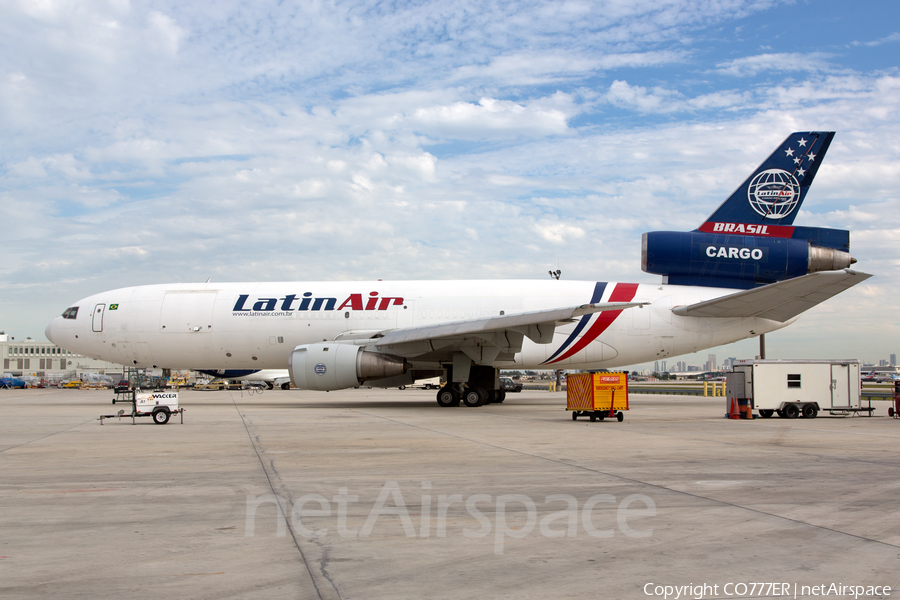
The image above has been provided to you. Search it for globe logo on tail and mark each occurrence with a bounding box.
[747,169,800,219]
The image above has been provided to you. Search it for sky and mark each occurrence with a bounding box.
[1,0,899,371]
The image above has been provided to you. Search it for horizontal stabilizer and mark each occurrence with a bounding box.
[375,301,647,347]
[671,270,871,322]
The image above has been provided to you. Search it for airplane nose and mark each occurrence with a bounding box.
[45,320,56,344]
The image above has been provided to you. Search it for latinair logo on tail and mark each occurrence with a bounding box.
[747,169,800,219]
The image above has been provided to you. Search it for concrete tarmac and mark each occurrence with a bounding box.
[1,387,898,600]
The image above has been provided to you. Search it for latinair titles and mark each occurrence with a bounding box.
[233,291,405,314]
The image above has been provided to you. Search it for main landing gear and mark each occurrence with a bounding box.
[434,364,507,407]
[435,384,506,407]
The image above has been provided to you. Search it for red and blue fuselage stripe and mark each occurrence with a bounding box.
[543,282,607,364]
[543,282,639,365]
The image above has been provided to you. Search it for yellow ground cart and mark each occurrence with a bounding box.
[567,372,629,422]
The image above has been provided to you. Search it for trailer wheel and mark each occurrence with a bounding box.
[152,409,170,425]
[802,404,818,419]
[616,411,624,422]
[889,407,895,417]
[589,415,596,422]
[759,409,774,418]
[572,411,578,420]
[596,411,605,421]
[783,404,800,419]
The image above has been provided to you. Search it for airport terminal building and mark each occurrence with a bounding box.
[1,331,124,381]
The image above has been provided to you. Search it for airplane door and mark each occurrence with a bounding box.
[159,291,217,333]
[92,304,106,332]
[831,364,850,407]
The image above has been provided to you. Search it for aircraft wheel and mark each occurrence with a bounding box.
[281,382,290,390]
[463,389,485,407]
[802,404,818,419]
[759,409,774,418]
[152,409,170,425]
[783,404,800,419]
[776,410,786,418]
[436,386,460,407]
[495,390,506,403]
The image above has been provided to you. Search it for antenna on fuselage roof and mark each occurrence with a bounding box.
[549,270,561,280]
[205,277,211,283]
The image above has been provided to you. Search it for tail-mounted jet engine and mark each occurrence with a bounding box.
[642,229,855,289]
[289,343,410,391]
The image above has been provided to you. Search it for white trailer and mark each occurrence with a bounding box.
[100,390,184,424]
[727,359,865,419]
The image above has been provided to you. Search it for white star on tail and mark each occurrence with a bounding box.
[798,138,807,147]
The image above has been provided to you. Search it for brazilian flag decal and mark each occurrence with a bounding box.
[109,304,119,310]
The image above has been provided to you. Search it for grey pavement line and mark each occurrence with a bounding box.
[229,393,343,600]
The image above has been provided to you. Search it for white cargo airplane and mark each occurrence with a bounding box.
[46,132,870,407]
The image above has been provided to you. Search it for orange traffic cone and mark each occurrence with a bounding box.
[728,398,741,419]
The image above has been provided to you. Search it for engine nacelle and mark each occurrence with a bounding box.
[642,230,854,289]
[288,343,410,391]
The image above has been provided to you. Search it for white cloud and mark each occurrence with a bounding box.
[147,10,186,56]
[606,80,681,113]
[850,32,900,47]
[714,52,832,77]
[452,50,686,85]
[409,96,574,138]
[605,80,748,113]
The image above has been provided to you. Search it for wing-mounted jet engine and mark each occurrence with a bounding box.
[641,132,855,289]
[289,343,412,391]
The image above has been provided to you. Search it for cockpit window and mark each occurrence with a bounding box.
[62,307,79,320]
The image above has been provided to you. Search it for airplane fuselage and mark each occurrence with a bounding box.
[46,279,791,372]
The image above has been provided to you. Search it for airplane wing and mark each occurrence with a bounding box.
[371,301,647,361]
[671,269,872,322]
